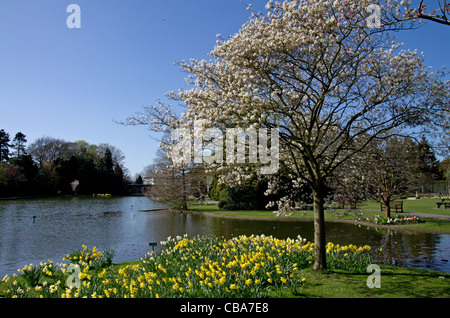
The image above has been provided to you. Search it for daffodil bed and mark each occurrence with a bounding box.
[1,235,375,298]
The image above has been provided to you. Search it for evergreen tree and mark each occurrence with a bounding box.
[101,148,114,175]
[99,148,114,193]
[11,132,27,157]
[0,129,10,162]
[135,175,143,184]
[416,137,442,181]
[113,163,127,194]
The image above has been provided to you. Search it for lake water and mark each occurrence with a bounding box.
[0,196,449,276]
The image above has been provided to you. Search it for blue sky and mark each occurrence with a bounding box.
[0,1,448,177]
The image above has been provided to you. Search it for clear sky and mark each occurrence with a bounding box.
[0,1,448,177]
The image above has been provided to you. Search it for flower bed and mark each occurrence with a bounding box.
[1,235,376,298]
[373,214,424,225]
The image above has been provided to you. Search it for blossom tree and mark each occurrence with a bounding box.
[126,0,449,270]
[382,0,450,26]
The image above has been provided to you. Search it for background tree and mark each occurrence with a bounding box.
[440,158,450,178]
[208,173,228,202]
[97,143,126,169]
[416,136,442,182]
[135,175,143,184]
[144,138,207,210]
[0,163,8,188]
[446,170,450,191]
[53,155,80,194]
[24,137,129,196]
[213,163,312,212]
[144,146,189,209]
[333,136,431,218]
[0,129,10,162]
[113,163,129,194]
[11,132,27,157]
[27,137,75,167]
[217,169,269,210]
[0,163,24,196]
[98,147,115,193]
[9,154,39,195]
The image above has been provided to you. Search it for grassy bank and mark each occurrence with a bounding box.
[1,235,448,299]
[187,198,450,233]
[277,265,449,298]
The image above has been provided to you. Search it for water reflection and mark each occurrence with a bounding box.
[0,197,449,276]
[377,229,448,271]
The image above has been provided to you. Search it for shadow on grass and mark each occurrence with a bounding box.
[294,266,449,298]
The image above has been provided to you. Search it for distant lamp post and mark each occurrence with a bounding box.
[149,242,157,253]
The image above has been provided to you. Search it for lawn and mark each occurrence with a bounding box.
[360,198,450,216]
[279,265,449,298]
[188,198,450,232]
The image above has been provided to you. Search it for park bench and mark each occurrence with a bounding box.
[340,198,357,209]
[380,200,403,213]
[436,199,450,209]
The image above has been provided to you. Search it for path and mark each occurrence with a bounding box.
[407,212,450,221]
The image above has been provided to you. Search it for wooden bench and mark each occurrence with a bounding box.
[381,200,403,213]
[340,198,357,209]
[436,199,450,209]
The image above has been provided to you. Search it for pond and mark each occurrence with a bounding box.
[0,196,449,276]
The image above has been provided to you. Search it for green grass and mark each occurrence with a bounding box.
[360,198,450,216]
[187,198,450,232]
[276,265,449,298]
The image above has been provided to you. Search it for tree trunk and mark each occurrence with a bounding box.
[312,188,327,271]
[181,166,188,210]
[384,204,391,218]
[383,196,391,218]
